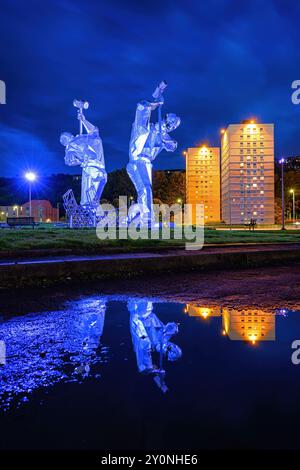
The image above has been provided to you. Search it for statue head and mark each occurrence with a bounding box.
[60,132,74,147]
[164,113,180,132]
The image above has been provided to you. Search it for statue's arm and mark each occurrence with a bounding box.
[64,140,85,166]
[162,135,177,152]
[134,100,161,131]
[64,148,83,166]
[80,115,98,135]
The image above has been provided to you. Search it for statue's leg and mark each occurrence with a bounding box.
[136,161,153,222]
[127,162,145,206]
[81,168,90,207]
[93,170,107,202]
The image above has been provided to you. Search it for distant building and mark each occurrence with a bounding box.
[186,146,221,224]
[164,169,185,174]
[22,200,58,222]
[221,121,275,224]
[0,205,20,221]
[285,156,300,171]
[72,174,82,182]
[0,200,58,222]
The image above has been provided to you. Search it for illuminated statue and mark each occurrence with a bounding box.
[73,298,107,377]
[127,81,181,224]
[60,100,107,208]
[128,299,182,393]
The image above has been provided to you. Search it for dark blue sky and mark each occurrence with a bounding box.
[1,0,300,177]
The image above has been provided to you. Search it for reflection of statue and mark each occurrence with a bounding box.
[73,298,106,377]
[127,81,180,224]
[128,299,181,393]
[60,100,107,208]
[0,297,109,409]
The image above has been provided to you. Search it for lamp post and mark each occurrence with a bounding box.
[279,159,285,230]
[290,189,295,224]
[24,172,37,218]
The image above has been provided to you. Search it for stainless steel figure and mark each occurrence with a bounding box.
[128,299,182,392]
[127,82,181,224]
[60,100,107,208]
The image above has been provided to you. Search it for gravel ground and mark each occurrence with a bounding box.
[0,262,300,314]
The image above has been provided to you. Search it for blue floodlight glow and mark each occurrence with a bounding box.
[24,171,37,182]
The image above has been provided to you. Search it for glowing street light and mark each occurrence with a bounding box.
[13,205,19,216]
[279,158,285,230]
[24,171,36,182]
[290,189,295,224]
[24,171,37,218]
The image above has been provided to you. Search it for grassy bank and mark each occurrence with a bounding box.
[0,227,299,253]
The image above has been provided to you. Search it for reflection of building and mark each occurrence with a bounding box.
[222,308,275,343]
[221,121,275,224]
[184,304,277,344]
[186,146,221,224]
[185,304,221,319]
[22,200,58,222]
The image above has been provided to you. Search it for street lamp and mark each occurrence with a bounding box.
[279,158,285,230]
[290,189,295,224]
[24,171,37,218]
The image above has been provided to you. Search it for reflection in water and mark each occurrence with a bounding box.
[0,298,108,410]
[0,297,182,409]
[0,297,290,412]
[184,305,221,319]
[185,304,287,344]
[128,299,182,393]
[222,308,275,343]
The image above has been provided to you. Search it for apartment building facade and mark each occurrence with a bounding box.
[221,121,275,224]
[186,146,221,224]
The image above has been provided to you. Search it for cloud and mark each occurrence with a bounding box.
[0,124,63,177]
[0,0,300,177]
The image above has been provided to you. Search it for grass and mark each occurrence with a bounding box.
[0,226,299,254]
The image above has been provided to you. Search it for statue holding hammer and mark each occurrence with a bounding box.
[127,81,181,224]
[60,100,107,208]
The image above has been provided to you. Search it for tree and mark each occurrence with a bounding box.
[153,170,185,205]
[102,169,135,202]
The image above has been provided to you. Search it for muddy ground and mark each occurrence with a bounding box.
[0,262,299,314]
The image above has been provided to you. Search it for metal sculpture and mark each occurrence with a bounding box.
[61,100,107,226]
[127,81,181,225]
[128,299,182,392]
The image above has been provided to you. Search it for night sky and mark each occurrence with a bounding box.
[1,0,300,177]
